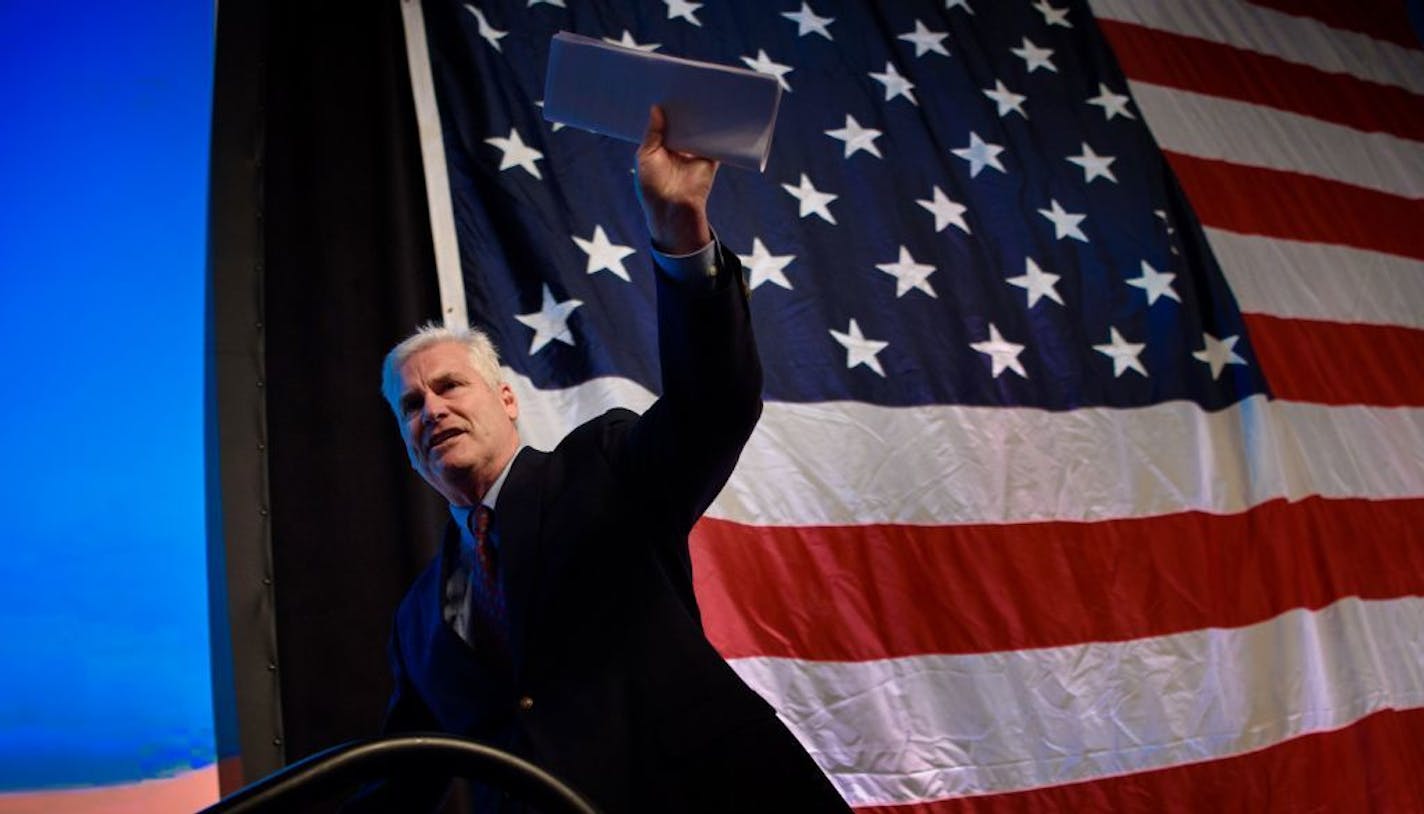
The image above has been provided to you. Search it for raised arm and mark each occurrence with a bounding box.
[635,104,716,254]
[610,107,763,533]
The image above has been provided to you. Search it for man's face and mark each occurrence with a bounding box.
[394,340,520,505]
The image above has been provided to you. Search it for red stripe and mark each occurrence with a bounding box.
[1243,0,1424,52]
[692,497,1424,661]
[1166,152,1424,262]
[1100,19,1424,141]
[1245,314,1424,406]
[853,706,1424,813]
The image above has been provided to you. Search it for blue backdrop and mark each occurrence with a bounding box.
[0,0,216,791]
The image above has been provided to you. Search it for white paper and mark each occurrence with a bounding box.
[542,32,782,172]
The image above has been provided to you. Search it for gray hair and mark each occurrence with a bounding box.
[380,322,504,413]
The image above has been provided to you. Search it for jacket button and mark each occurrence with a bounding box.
[518,695,534,711]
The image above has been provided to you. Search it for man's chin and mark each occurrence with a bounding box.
[418,461,473,500]
[428,452,480,481]
[427,436,469,464]
[428,453,466,475]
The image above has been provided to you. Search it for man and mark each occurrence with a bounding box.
[369,108,851,812]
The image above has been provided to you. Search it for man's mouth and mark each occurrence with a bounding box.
[428,428,463,452]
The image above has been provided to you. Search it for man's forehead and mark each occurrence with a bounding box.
[400,341,475,383]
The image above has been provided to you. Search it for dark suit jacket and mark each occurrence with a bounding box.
[374,249,850,813]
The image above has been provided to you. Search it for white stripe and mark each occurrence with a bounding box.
[507,371,655,451]
[1130,82,1424,199]
[722,398,1424,525]
[507,374,1424,526]
[400,0,469,329]
[1207,227,1424,329]
[1089,0,1424,95]
[729,596,1424,805]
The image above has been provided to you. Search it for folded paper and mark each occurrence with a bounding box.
[543,32,782,172]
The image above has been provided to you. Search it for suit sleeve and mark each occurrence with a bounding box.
[341,624,449,813]
[380,622,439,735]
[615,243,763,534]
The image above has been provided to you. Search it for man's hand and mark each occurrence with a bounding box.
[635,105,718,255]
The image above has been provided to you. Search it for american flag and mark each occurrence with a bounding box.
[409,0,1424,809]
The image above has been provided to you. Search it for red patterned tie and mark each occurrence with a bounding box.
[468,505,508,652]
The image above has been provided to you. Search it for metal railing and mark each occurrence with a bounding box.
[199,734,600,813]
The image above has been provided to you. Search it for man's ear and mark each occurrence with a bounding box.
[500,382,519,421]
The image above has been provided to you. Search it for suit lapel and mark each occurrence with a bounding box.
[419,521,494,669]
[429,519,482,664]
[496,445,548,680]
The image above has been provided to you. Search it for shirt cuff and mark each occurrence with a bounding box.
[651,235,720,290]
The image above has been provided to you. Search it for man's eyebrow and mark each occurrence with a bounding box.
[429,371,470,389]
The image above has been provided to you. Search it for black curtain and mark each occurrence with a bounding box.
[209,4,517,809]
[243,0,446,775]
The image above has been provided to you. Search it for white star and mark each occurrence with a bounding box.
[664,0,703,27]
[1006,257,1063,307]
[916,186,971,235]
[741,50,794,93]
[781,173,838,224]
[1067,142,1117,183]
[782,2,834,40]
[971,323,1028,379]
[825,114,883,158]
[572,225,636,281]
[534,101,565,131]
[1032,0,1072,27]
[830,319,889,377]
[1126,260,1181,305]
[485,128,544,179]
[1156,206,1179,231]
[463,4,507,51]
[1193,333,1248,379]
[515,285,582,354]
[527,0,564,6]
[1037,198,1088,242]
[983,79,1027,118]
[1127,261,1184,307]
[945,0,974,13]
[877,246,938,298]
[1154,209,1180,254]
[953,131,1006,178]
[1011,37,1056,73]
[602,31,660,52]
[1094,327,1148,377]
[737,238,795,291]
[898,20,950,57]
[1087,83,1135,120]
[869,61,918,105]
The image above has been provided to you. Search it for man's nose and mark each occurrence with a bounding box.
[421,394,449,424]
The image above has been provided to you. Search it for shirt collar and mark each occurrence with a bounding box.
[448,444,522,531]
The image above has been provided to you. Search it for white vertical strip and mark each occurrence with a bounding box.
[399,0,469,330]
